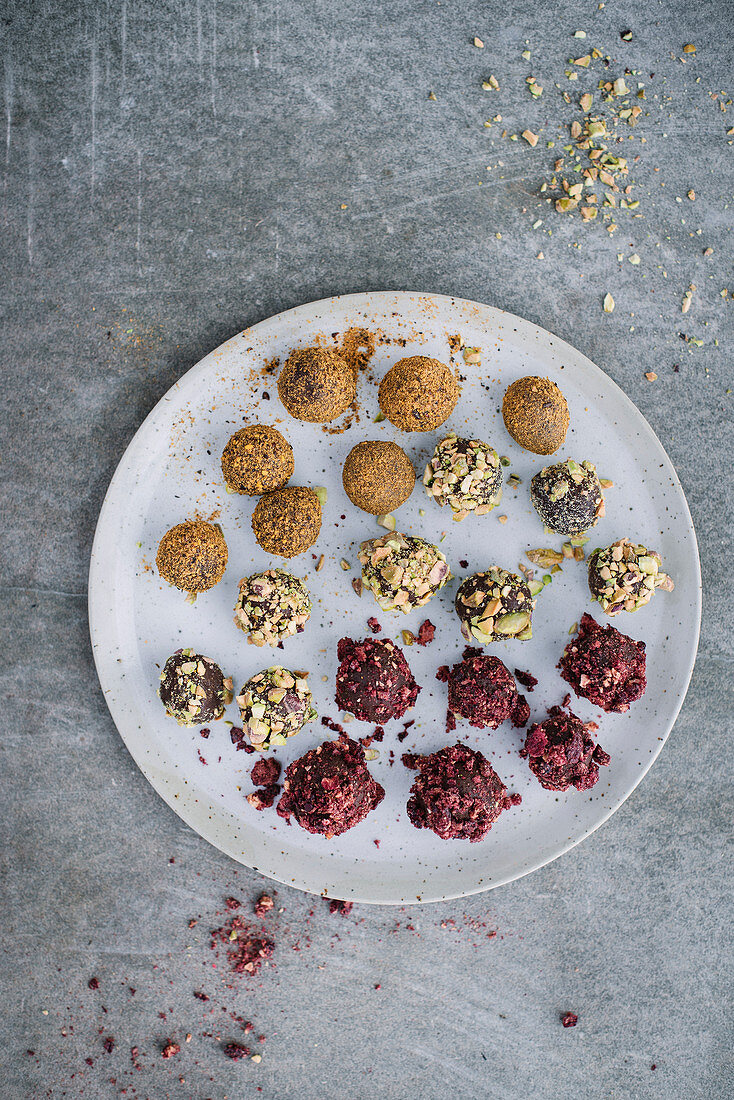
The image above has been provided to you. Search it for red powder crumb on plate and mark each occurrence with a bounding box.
[247,785,281,810]
[251,757,281,787]
[213,915,275,976]
[561,1012,578,1028]
[328,899,353,916]
[223,1042,250,1060]
[367,617,382,633]
[102,1036,115,1053]
[514,668,538,692]
[416,619,435,646]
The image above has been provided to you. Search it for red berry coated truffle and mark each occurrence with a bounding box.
[437,648,530,731]
[521,705,610,792]
[335,637,419,723]
[559,613,646,713]
[403,743,515,842]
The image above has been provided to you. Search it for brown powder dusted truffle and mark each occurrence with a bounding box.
[221,425,294,495]
[277,735,385,837]
[404,743,514,842]
[252,487,322,557]
[560,612,646,713]
[335,636,420,723]
[502,376,569,455]
[521,704,610,792]
[437,647,529,731]
[378,356,459,432]
[278,346,356,422]
[342,440,415,515]
[156,520,228,593]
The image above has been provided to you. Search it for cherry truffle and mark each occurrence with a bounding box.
[455,567,534,644]
[530,459,604,536]
[588,537,674,616]
[277,735,385,838]
[502,376,569,455]
[559,612,646,713]
[234,569,311,647]
[252,487,322,558]
[156,520,228,593]
[378,355,459,432]
[437,648,529,731]
[278,346,356,423]
[521,705,610,792]
[335,636,420,723]
[221,424,294,495]
[158,649,233,726]
[236,666,317,751]
[423,433,503,520]
[342,440,415,515]
[358,532,451,613]
[404,743,515,842]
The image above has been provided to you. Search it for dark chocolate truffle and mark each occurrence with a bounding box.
[156,520,228,593]
[158,649,232,726]
[335,636,420,723]
[252,487,322,558]
[455,568,534,644]
[530,458,604,536]
[278,346,356,422]
[437,648,529,731]
[234,569,311,647]
[236,666,317,751]
[221,425,294,495]
[521,705,610,792]
[378,356,459,432]
[277,735,385,837]
[342,440,415,515]
[502,376,569,455]
[588,537,674,616]
[559,612,646,713]
[423,433,503,520]
[404,743,514,842]
[358,532,451,613]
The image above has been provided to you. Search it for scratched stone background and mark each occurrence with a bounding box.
[1,1,733,1098]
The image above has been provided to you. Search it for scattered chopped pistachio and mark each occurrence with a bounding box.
[682,43,696,53]
[339,558,350,571]
[377,513,396,531]
[474,36,484,48]
[462,346,482,364]
[526,548,565,568]
[629,253,641,265]
[522,129,539,146]
[500,455,510,467]
[599,478,614,489]
[315,554,325,572]
[401,630,415,646]
[313,486,328,505]
[568,621,579,634]
[645,371,658,381]
[603,293,615,313]
[498,514,508,524]
[373,411,386,423]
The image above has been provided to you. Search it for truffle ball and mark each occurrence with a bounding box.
[236,666,317,751]
[520,705,610,792]
[455,568,534,644]
[437,648,529,731]
[156,520,228,593]
[502,376,569,455]
[252,487,322,558]
[358,532,451,614]
[335,636,420,723]
[277,346,356,422]
[404,743,514,842]
[221,425,294,495]
[587,537,674,616]
[530,458,604,535]
[559,613,646,713]
[158,649,232,726]
[378,356,459,432]
[276,735,385,837]
[423,433,503,520]
[342,440,415,515]
[234,569,311,647]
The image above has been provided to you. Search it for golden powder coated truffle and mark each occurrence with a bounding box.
[342,440,415,515]
[221,425,294,495]
[156,520,228,593]
[502,376,569,455]
[378,356,459,432]
[277,346,356,422]
[252,486,322,558]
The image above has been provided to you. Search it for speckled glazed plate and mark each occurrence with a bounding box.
[89,291,701,904]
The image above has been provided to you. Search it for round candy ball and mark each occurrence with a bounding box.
[251,487,322,558]
[221,425,294,495]
[342,440,415,515]
[156,520,228,593]
[502,376,569,455]
[378,356,459,432]
[278,346,356,422]
[158,649,232,726]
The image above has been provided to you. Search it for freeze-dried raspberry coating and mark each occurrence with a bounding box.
[404,743,514,842]
[559,613,646,713]
[521,705,610,792]
[335,637,419,723]
[250,757,281,787]
[277,735,385,838]
[437,648,529,731]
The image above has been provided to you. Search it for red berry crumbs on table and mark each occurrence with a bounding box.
[225,896,241,910]
[161,1040,181,1058]
[88,977,99,990]
[328,899,353,916]
[254,893,274,917]
[561,1012,578,1028]
[223,1041,250,1060]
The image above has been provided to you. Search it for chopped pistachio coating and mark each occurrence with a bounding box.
[455,568,534,644]
[236,666,317,751]
[422,433,503,520]
[587,537,674,616]
[358,532,451,614]
[530,458,604,536]
[234,569,311,647]
[158,648,233,726]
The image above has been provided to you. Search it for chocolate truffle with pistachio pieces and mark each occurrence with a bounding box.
[221,424,294,495]
[237,666,317,751]
[587,537,674,616]
[156,520,228,594]
[455,567,534,644]
[530,458,604,536]
[158,649,232,726]
[234,569,311,647]
[423,433,503,520]
[277,735,385,838]
[378,355,459,432]
[358,532,451,613]
[404,743,516,842]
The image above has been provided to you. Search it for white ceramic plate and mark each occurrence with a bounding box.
[89,292,701,904]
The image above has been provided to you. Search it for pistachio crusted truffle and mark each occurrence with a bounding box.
[277,735,385,837]
[252,487,322,558]
[404,743,515,842]
[521,705,610,792]
[587,537,674,616]
[378,356,459,432]
[237,666,317,751]
[559,613,646,713]
[234,569,311,647]
[158,649,232,726]
[335,636,419,723]
[221,425,294,495]
[278,346,356,422]
[530,458,604,536]
[358,532,451,613]
[156,520,228,593]
[423,433,503,520]
[455,568,534,644]
[502,376,569,455]
[437,648,529,731]
[342,440,415,515]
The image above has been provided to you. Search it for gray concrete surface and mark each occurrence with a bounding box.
[2,1,732,1097]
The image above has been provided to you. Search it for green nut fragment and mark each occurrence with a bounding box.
[313,486,328,506]
[494,611,531,635]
